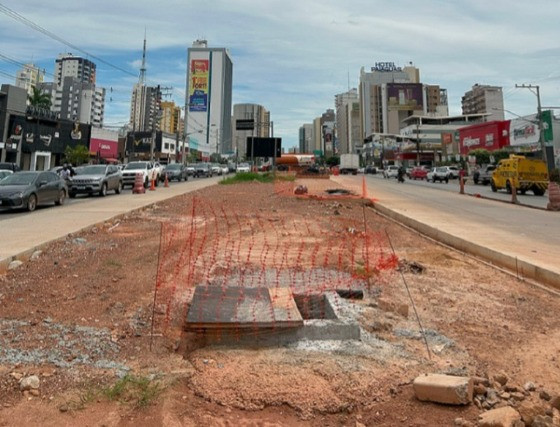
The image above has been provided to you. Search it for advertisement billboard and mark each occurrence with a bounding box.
[458,121,510,155]
[188,59,209,112]
[387,83,423,111]
[509,117,539,147]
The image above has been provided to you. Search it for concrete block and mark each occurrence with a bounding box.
[478,406,521,427]
[413,373,473,405]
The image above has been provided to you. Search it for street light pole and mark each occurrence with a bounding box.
[515,84,548,170]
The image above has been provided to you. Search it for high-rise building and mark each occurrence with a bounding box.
[321,109,335,157]
[15,64,45,99]
[461,84,504,122]
[232,103,270,158]
[160,101,181,134]
[298,123,313,153]
[359,62,448,139]
[51,53,104,127]
[184,40,233,158]
[54,53,96,86]
[335,89,360,155]
[130,84,162,132]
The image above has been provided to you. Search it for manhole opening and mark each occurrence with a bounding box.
[325,188,354,195]
[293,294,337,320]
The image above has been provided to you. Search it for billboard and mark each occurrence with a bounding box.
[458,121,509,155]
[387,83,423,111]
[188,59,209,112]
[246,137,282,158]
[509,117,539,147]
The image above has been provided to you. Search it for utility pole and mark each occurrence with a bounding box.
[515,84,548,170]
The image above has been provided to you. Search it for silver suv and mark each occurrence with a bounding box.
[69,164,123,197]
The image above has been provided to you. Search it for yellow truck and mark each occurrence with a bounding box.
[491,155,548,196]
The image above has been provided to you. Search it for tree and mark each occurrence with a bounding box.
[325,156,340,167]
[467,149,490,165]
[64,145,90,166]
[28,86,52,110]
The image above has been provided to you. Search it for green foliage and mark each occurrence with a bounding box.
[103,375,163,408]
[492,149,511,163]
[27,86,52,109]
[325,156,340,167]
[209,153,222,163]
[467,149,491,165]
[64,144,90,166]
[220,172,295,185]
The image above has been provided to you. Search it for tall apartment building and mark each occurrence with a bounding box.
[321,109,335,157]
[130,83,162,132]
[335,89,360,155]
[51,53,105,127]
[232,103,270,158]
[359,62,448,139]
[298,123,313,153]
[185,39,233,157]
[462,84,504,122]
[160,101,181,134]
[15,64,45,99]
[54,53,96,86]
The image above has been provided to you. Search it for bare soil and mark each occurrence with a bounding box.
[0,179,559,426]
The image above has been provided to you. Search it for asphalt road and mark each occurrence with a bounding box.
[368,173,549,209]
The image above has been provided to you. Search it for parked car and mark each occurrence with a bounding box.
[0,170,13,181]
[427,167,450,183]
[186,164,196,176]
[0,162,21,173]
[473,164,496,185]
[153,162,164,182]
[409,166,428,180]
[443,166,460,179]
[365,165,377,174]
[69,164,123,197]
[211,163,223,176]
[383,165,399,179]
[236,163,251,173]
[165,163,188,182]
[221,164,229,175]
[122,161,157,188]
[194,163,213,178]
[0,171,67,212]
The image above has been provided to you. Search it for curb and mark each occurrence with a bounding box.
[372,202,560,291]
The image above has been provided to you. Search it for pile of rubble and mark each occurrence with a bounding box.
[413,372,560,426]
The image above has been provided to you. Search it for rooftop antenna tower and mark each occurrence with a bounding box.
[139,30,147,84]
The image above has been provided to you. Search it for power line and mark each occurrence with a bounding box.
[0,68,16,80]
[0,3,137,78]
[0,52,54,78]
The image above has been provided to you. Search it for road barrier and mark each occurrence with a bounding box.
[132,173,145,194]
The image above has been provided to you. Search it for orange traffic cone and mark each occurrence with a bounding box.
[164,174,169,188]
[149,177,156,191]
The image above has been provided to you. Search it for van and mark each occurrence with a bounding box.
[491,155,548,196]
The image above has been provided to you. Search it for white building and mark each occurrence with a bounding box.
[15,64,45,99]
[232,103,270,159]
[462,84,504,122]
[184,40,233,159]
[335,89,360,155]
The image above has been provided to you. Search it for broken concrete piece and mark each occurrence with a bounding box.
[413,373,473,405]
[478,406,521,427]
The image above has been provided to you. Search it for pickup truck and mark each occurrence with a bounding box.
[473,165,496,185]
[121,161,158,188]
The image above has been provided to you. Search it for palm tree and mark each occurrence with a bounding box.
[28,86,52,109]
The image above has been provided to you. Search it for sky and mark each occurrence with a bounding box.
[1,0,560,149]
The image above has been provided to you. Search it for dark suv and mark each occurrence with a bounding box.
[0,162,21,173]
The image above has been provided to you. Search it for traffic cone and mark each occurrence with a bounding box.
[149,177,156,191]
[164,174,169,188]
[132,173,145,194]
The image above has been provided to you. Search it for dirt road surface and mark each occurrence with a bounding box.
[1,179,559,426]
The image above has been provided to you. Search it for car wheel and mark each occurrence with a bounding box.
[533,186,545,196]
[55,189,66,205]
[115,181,123,194]
[99,183,108,197]
[27,194,37,212]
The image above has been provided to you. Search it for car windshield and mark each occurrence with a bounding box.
[125,162,148,170]
[436,167,447,172]
[239,163,249,167]
[187,164,195,168]
[196,163,208,168]
[80,165,107,175]
[0,172,37,186]
[166,164,181,170]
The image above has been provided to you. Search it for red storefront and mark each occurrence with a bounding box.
[459,121,510,155]
[90,128,119,162]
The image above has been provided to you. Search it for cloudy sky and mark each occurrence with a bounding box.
[1,0,560,148]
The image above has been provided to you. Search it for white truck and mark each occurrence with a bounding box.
[339,154,359,175]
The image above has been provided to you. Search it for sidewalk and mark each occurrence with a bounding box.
[0,177,220,272]
[335,175,560,290]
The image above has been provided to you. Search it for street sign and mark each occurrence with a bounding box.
[236,119,254,131]
[246,137,282,158]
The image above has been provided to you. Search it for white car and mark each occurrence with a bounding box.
[221,165,229,175]
[211,163,223,175]
[236,163,251,173]
[383,165,399,179]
